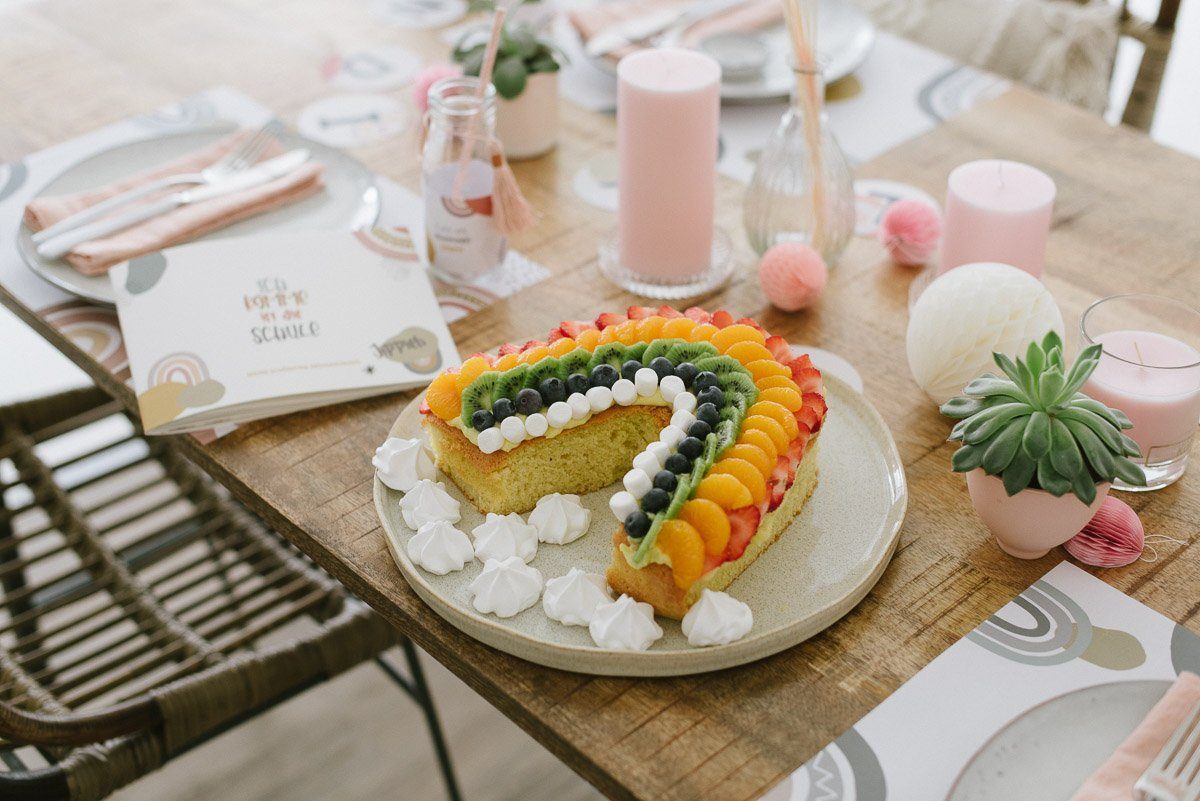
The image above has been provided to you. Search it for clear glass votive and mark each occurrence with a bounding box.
[1079,294,1200,491]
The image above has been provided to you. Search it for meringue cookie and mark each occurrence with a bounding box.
[469,556,543,618]
[472,512,539,564]
[406,520,473,575]
[589,594,663,651]
[543,568,612,626]
[373,437,435,492]
[400,479,461,529]
[529,493,591,545]
[681,590,754,647]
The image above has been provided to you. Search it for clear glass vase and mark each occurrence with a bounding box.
[743,68,855,264]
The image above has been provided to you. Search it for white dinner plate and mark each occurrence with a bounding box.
[17,127,380,306]
[946,680,1173,801]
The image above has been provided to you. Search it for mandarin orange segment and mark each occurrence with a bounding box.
[694,473,754,510]
[724,341,775,365]
[519,346,551,365]
[756,374,802,393]
[742,414,790,454]
[687,322,719,342]
[677,499,731,557]
[710,458,767,505]
[748,400,800,439]
[493,353,520,371]
[547,337,578,357]
[746,359,792,382]
[656,519,706,589]
[614,319,642,345]
[574,328,602,350]
[425,372,461,420]
[711,323,766,352]
[662,317,698,339]
[636,316,667,342]
[726,444,774,479]
[598,325,619,344]
[455,356,492,392]
[737,427,779,462]
[758,385,803,412]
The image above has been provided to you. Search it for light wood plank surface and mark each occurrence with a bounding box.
[3,2,1199,799]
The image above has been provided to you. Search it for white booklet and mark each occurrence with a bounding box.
[110,231,460,435]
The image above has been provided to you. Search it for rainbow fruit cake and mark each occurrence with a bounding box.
[419,306,827,619]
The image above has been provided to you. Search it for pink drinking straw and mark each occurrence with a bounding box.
[782,0,827,254]
[451,7,506,203]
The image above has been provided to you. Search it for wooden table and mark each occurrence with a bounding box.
[3,2,1199,799]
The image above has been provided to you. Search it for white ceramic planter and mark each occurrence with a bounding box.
[965,469,1109,559]
[496,71,558,160]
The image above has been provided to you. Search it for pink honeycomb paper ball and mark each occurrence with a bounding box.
[758,242,828,311]
[879,199,941,266]
[411,63,462,113]
[1064,497,1144,567]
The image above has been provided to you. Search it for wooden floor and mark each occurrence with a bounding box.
[112,647,605,801]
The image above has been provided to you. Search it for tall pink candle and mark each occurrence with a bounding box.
[617,48,720,279]
[938,159,1056,277]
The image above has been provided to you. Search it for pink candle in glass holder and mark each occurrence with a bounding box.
[938,159,1056,278]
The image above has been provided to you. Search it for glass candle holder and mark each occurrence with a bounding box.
[1079,294,1200,491]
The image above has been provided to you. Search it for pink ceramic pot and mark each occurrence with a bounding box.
[965,469,1110,559]
[496,72,558,160]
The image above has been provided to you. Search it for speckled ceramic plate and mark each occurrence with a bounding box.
[374,373,906,676]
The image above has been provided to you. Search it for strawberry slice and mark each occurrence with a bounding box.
[519,339,546,352]
[683,306,712,323]
[803,393,828,425]
[497,342,520,356]
[626,305,657,319]
[418,397,431,415]
[657,305,685,319]
[736,317,766,333]
[467,351,494,365]
[547,329,566,343]
[724,506,761,561]
[710,309,735,328]
[765,335,791,362]
[702,553,724,574]
[768,456,790,509]
[559,319,596,337]
[595,312,626,329]
[796,405,820,433]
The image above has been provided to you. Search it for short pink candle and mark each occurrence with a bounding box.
[617,48,720,279]
[938,159,1056,277]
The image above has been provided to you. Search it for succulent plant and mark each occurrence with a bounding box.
[940,331,1146,504]
[454,1,565,100]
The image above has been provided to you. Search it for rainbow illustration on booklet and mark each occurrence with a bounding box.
[110,231,459,435]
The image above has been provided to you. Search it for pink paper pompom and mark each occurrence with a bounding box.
[879,199,941,266]
[411,63,462,113]
[1064,497,1144,567]
[758,242,828,311]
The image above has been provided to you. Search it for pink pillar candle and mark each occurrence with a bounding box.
[617,48,721,279]
[938,159,1056,277]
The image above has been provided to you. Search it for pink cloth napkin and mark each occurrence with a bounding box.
[568,0,782,63]
[1070,672,1200,801]
[24,130,324,276]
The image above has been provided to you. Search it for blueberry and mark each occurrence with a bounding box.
[538,377,566,405]
[491,397,515,421]
[652,470,677,493]
[624,510,651,538]
[697,386,725,408]
[674,362,699,387]
[664,453,691,474]
[649,356,674,380]
[621,359,643,382]
[590,363,619,388]
[471,408,495,431]
[693,371,720,391]
[515,387,543,415]
[688,420,712,440]
[641,487,670,513]
[695,402,720,427]
[566,373,590,395]
[677,436,704,460]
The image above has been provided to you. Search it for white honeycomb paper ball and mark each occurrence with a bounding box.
[907,263,1064,405]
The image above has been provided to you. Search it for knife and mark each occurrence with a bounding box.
[36,149,311,261]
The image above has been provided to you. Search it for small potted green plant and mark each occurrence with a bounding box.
[454,0,564,160]
[941,331,1146,558]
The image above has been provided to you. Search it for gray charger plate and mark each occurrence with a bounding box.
[375,373,906,676]
[18,126,379,306]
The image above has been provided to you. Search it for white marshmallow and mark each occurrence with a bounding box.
[546,401,572,428]
[623,468,653,498]
[477,427,504,454]
[524,412,548,437]
[672,392,698,414]
[634,367,659,397]
[612,379,638,406]
[671,408,696,431]
[609,490,639,522]
[586,385,614,412]
[646,441,672,465]
[659,424,686,448]
[633,450,662,475]
[568,393,590,420]
[500,415,526,444]
[658,374,686,403]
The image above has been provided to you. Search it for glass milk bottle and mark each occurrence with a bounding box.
[422,77,506,281]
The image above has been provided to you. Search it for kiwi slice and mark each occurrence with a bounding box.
[633,475,693,565]
[460,372,499,427]
[524,356,561,389]
[587,343,627,371]
[490,364,528,404]
[624,342,649,364]
[557,348,591,379]
[641,338,683,364]
[720,392,748,422]
[665,341,719,365]
[694,354,748,377]
[720,372,759,404]
[714,419,738,455]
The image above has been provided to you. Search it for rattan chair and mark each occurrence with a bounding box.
[0,387,461,801]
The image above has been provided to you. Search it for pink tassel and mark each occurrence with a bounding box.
[489,140,536,236]
[1064,497,1144,567]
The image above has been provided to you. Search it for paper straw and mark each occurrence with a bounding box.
[452,7,506,202]
[782,0,827,254]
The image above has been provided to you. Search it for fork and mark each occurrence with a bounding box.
[30,121,279,244]
[1136,701,1200,801]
